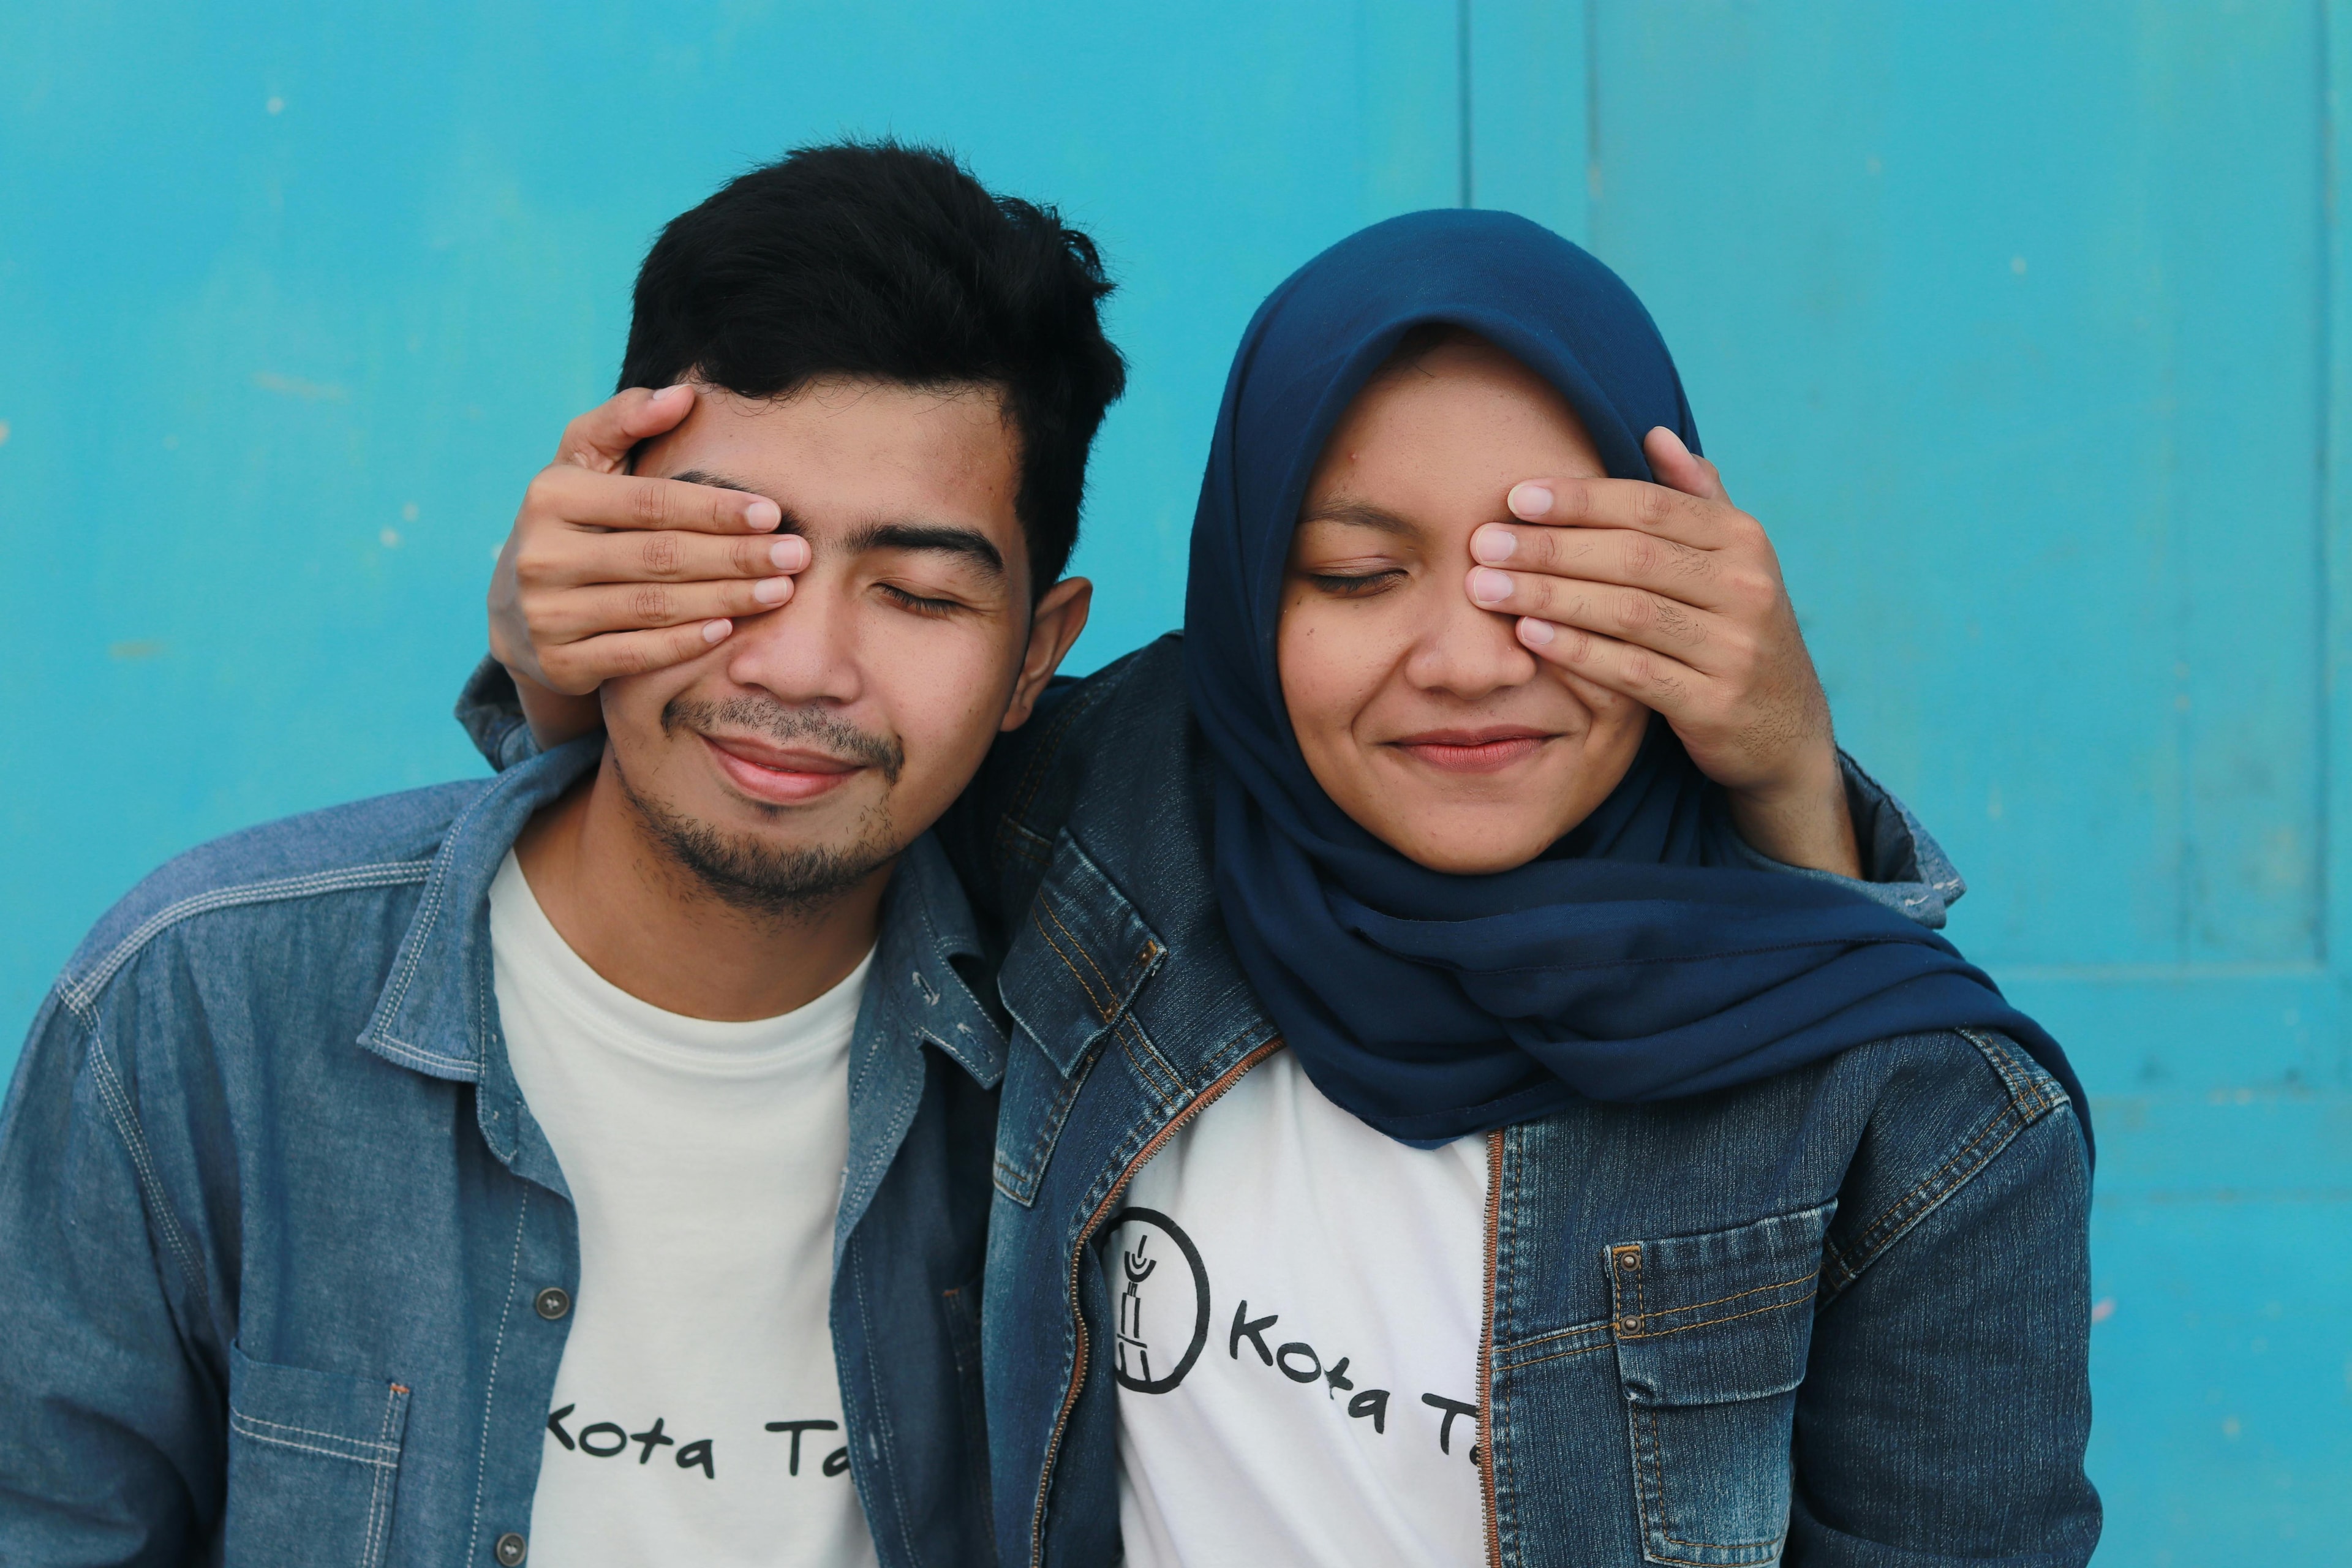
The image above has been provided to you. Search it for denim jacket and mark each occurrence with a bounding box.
[0,736,1005,1567]
[933,636,2098,1568]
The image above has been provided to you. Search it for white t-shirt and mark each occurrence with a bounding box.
[1109,1048,1489,1567]
[489,852,879,1568]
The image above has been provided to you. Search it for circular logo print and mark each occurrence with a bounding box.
[1104,1207,1210,1395]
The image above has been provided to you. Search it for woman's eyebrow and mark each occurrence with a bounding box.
[1297,497,1421,538]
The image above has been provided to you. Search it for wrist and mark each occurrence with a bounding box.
[1725,745,1861,878]
[513,668,605,751]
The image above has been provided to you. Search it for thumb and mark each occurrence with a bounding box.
[556,383,697,472]
[1643,426,1732,505]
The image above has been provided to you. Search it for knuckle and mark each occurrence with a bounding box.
[1613,590,1653,631]
[627,483,669,527]
[1623,534,1664,577]
[641,532,684,576]
[627,585,673,624]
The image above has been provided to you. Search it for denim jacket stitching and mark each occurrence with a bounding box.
[1031,898,1178,1101]
[466,1186,530,1568]
[363,1382,404,1567]
[227,1412,401,1469]
[1619,1287,1816,1343]
[1820,1091,2053,1302]
[58,862,434,1017]
[1615,1267,1820,1336]
[1638,1401,1789,1559]
[80,1033,211,1321]
[845,1231,919,1568]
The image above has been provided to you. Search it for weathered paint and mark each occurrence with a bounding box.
[0,0,2341,1553]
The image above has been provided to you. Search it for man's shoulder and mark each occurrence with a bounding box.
[59,777,493,1005]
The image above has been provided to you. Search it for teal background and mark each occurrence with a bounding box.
[2,1,2346,1555]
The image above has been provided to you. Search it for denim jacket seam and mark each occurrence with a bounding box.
[1027,898,1181,1104]
[57,861,435,1017]
[843,1232,921,1567]
[466,1185,530,1568]
[1821,1087,2056,1302]
[1617,1266,1820,1335]
[227,1412,401,1469]
[78,1025,213,1325]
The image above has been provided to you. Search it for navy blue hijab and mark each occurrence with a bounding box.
[1182,209,2085,1152]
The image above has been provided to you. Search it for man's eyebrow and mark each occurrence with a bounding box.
[842,521,1006,579]
[666,469,807,535]
[1297,497,1423,537]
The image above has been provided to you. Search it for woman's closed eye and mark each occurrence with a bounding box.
[1302,565,1408,597]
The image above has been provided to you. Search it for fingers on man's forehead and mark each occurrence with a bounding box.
[605,473,774,532]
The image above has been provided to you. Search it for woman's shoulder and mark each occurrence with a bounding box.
[935,631,1207,920]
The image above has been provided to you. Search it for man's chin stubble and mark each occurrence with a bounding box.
[611,755,900,921]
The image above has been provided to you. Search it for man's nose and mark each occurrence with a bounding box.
[719,577,865,708]
[1402,568,1539,700]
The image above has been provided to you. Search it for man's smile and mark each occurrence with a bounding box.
[698,731,867,805]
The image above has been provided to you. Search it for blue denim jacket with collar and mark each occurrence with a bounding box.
[0,734,1006,1567]
[932,636,2098,1568]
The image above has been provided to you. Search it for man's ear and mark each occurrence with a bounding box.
[1001,576,1093,731]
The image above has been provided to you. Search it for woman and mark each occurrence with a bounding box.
[476,211,2097,1565]
[947,211,2095,1567]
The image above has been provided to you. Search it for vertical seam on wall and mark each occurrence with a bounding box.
[1457,0,1474,208]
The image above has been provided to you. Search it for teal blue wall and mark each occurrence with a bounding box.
[2,1,2344,1553]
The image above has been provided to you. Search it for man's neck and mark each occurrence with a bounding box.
[511,753,889,1022]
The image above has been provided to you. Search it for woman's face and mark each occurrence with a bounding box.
[1278,334,1651,874]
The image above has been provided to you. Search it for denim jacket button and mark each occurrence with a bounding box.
[533,1287,571,1321]
[495,1532,528,1566]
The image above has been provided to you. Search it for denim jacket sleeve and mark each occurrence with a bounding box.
[1794,1044,2101,1564]
[0,986,227,1562]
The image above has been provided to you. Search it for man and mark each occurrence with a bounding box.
[0,141,1118,1566]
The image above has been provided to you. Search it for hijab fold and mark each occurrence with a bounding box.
[1181,210,2086,1153]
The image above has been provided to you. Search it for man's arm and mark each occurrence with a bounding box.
[0,989,226,1561]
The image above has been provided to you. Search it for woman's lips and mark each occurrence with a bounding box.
[700,733,863,804]
[1388,728,1555,775]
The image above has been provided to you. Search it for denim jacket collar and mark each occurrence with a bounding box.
[355,735,1006,1200]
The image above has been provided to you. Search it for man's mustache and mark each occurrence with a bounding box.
[662,696,905,785]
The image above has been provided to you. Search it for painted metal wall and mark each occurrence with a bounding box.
[2,1,2342,1554]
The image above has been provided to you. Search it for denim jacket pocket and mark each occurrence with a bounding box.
[993,831,1166,1205]
[224,1340,412,1568]
[1607,1202,1834,1568]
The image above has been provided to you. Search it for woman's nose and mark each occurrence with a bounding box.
[1402,568,1539,699]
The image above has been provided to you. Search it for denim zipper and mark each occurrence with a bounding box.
[1027,1036,1286,1568]
[1480,1126,1505,1567]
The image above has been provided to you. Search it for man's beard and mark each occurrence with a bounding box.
[612,696,907,920]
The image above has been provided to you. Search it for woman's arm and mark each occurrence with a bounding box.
[1792,1059,2100,1564]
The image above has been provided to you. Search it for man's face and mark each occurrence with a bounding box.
[599,379,1059,914]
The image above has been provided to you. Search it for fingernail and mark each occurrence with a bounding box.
[1651,425,1689,455]
[701,619,732,644]
[745,499,781,531]
[769,535,809,569]
[1508,483,1553,519]
[1469,567,1513,605]
[656,383,692,402]
[1519,617,1555,646]
[752,576,792,605]
[1471,525,1517,564]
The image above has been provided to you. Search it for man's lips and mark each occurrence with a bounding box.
[1387,726,1557,775]
[698,732,865,804]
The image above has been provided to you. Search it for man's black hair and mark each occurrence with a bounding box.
[620,140,1126,590]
